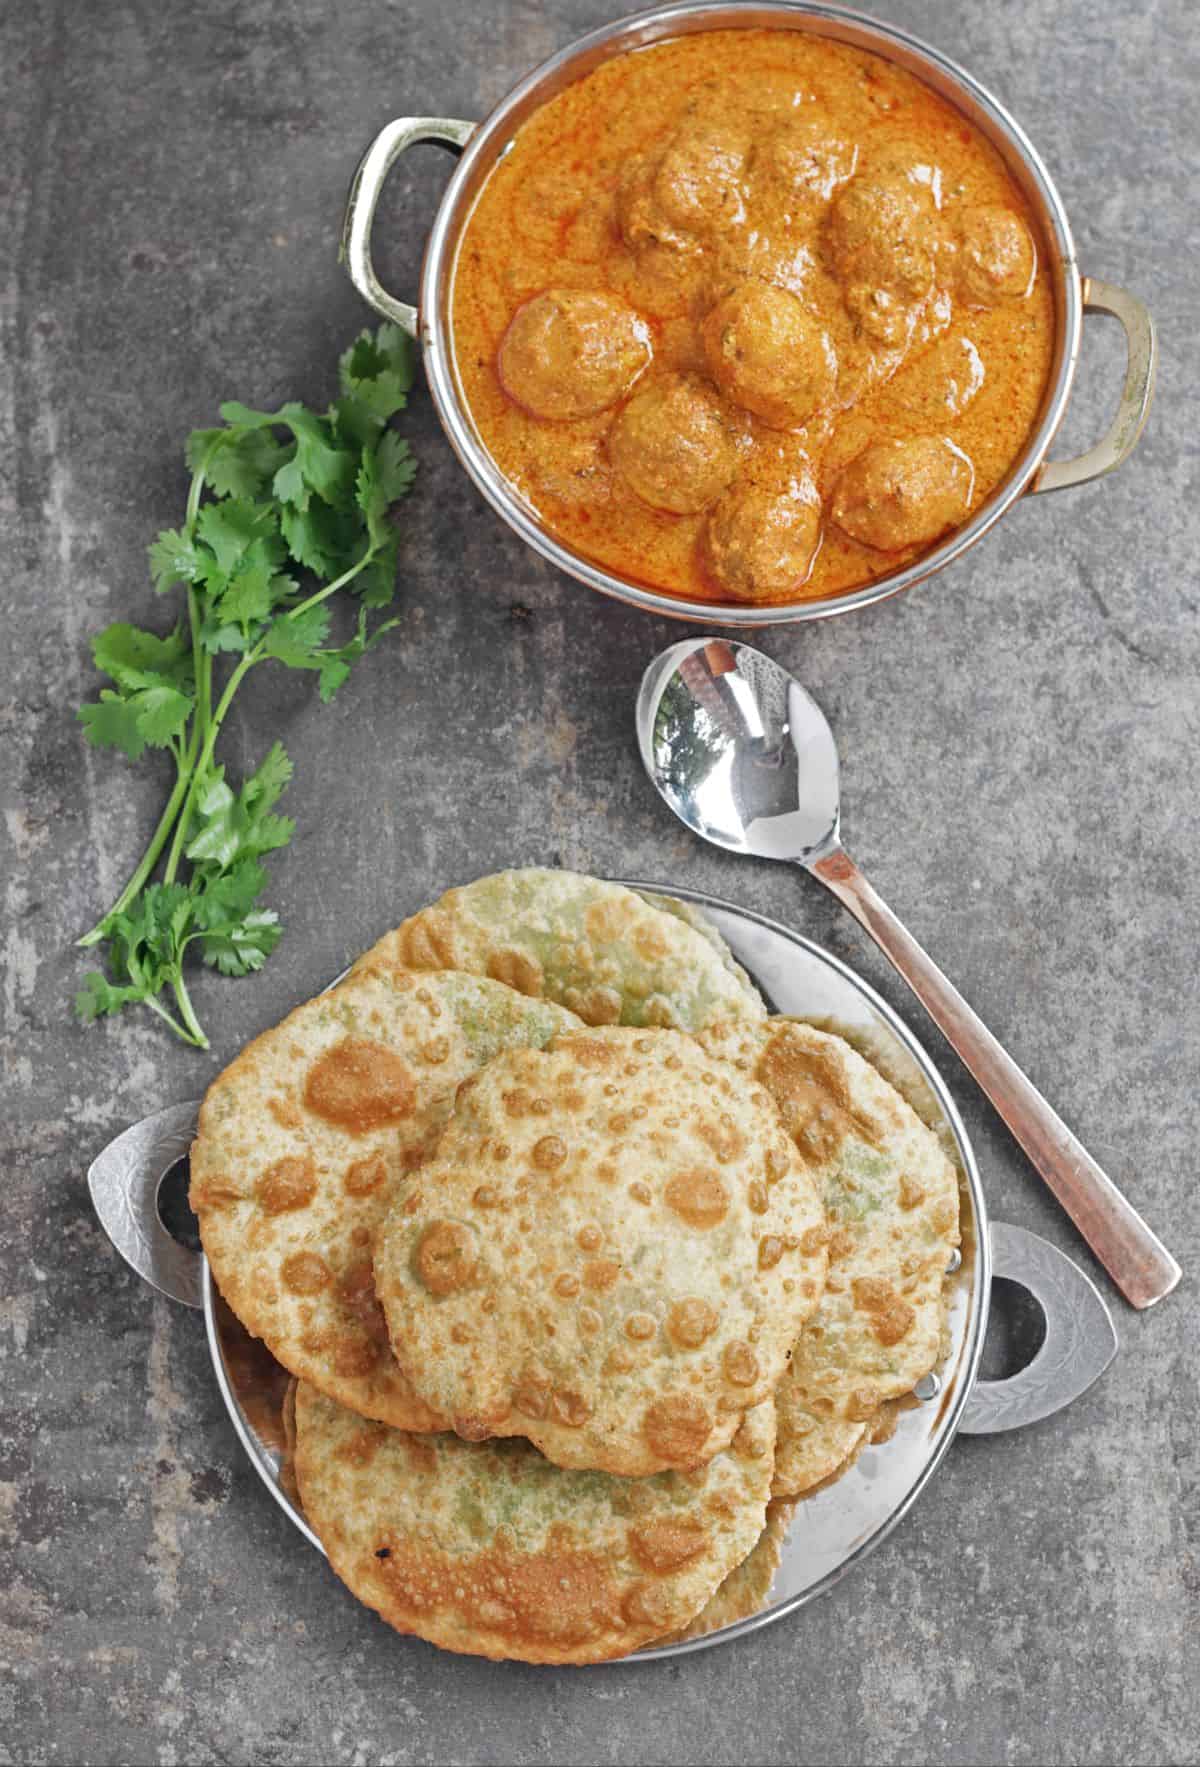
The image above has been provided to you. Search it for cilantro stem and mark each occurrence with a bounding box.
[283,542,378,623]
[140,986,206,1047]
[76,755,193,947]
[171,970,209,1050]
[163,646,260,885]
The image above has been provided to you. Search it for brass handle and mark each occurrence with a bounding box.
[341,116,476,337]
[809,844,1181,1311]
[1033,276,1157,493]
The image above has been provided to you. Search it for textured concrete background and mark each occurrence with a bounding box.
[3,1,1197,1763]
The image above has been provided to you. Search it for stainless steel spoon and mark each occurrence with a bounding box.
[637,636,1181,1311]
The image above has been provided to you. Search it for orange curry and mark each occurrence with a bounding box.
[450,29,1056,605]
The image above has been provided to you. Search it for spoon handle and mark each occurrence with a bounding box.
[809,844,1181,1310]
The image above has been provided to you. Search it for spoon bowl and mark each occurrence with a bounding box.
[637,637,1181,1312]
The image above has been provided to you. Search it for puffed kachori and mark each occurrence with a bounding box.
[354,868,766,1031]
[191,966,582,1426]
[292,1381,777,1663]
[374,1026,828,1474]
[698,1018,960,1425]
[667,1498,795,1643]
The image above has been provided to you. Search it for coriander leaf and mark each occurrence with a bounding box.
[79,692,148,760]
[191,857,268,926]
[197,907,282,976]
[196,498,274,575]
[376,429,418,503]
[260,605,331,669]
[272,406,354,510]
[75,970,143,1021]
[279,502,337,576]
[205,428,290,499]
[130,683,194,748]
[216,556,275,634]
[316,655,351,702]
[91,622,193,692]
[148,528,203,592]
[243,741,292,814]
[217,401,280,428]
[355,532,400,608]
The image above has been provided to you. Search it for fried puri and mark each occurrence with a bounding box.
[373,1026,828,1475]
[190,966,582,1427]
[292,1382,776,1664]
[355,868,765,1032]
[698,1019,959,1432]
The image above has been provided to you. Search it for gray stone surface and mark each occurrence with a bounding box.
[2,0,1197,1762]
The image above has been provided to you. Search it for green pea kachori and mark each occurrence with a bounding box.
[191,965,582,1427]
[699,1017,960,1426]
[374,1025,828,1474]
[355,868,766,1031]
[292,1381,777,1663]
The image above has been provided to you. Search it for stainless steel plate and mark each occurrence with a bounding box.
[201,883,990,1656]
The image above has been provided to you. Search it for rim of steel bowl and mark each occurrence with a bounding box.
[415,0,1082,626]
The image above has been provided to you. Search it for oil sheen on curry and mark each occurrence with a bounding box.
[450,29,1055,605]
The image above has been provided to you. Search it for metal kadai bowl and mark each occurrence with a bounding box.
[340,0,1157,627]
[89,888,1118,1658]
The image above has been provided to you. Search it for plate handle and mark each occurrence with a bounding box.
[1031,277,1157,493]
[340,116,476,336]
[87,1100,204,1310]
[957,1222,1117,1434]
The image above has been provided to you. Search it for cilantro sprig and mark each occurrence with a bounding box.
[75,324,418,1049]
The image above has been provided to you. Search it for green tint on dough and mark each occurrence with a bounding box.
[355,869,766,1032]
[293,1382,776,1664]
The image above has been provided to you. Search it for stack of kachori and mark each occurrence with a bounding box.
[191,868,960,1662]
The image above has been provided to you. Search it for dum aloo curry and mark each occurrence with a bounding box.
[450,29,1055,605]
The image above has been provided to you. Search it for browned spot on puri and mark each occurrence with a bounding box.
[555,1273,582,1298]
[622,1580,676,1630]
[697,1116,746,1163]
[663,1170,729,1229]
[304,1038,416,1134]
[395,909,456,970]
[563,985,622,1025]
[667,1297,718,1349]
[339,1261,390,1343]
[531,1135,568,1171]
[267,1096,302,1130]
[722,1340,759,1386]
[281,1251,332,1294]
[336,1423,387,1466]
[333,1334,379,1378]
[629,1518,709,1573]
[643,1394,714,1464]
[583,1258,620,1292]
[747,1180,768,1215]
[189,1173,242,1210]
[757,1028,880,1165]
[422,1036,451,1065]
[556,1036,616,1069]
[256,1155,317,1214]
[852,1276,917,1347]
[550,1388,593,1427]
[757,1235,785,1270]
[898,1174,925,1210]
[383,1539,619,1644]
[344,1153,388,1197]
[415,1221,479,1294]
[624,1312,656,1341]
[486,947,545,997]
[577,1225,603,1252]
[513,1367,552,1419]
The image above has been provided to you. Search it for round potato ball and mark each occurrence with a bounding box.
[497,289,653,421]
[827,175,936,304]
[955,206,1036,305]
[702,281,836,430]
[701,462,823,601]
[831,435,975,552]
[608,373,740,514]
